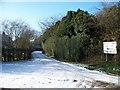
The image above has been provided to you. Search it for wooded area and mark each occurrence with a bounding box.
[35,3,120,63]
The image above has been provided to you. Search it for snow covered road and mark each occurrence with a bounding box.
[0,51,119,88]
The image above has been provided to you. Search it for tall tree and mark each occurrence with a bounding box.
[96,2,119,41]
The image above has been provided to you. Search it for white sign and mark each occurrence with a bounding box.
[103,41,117,54]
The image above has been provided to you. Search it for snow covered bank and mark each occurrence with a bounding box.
[0,51,119,88]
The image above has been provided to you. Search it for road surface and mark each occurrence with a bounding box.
[0,51,119,88]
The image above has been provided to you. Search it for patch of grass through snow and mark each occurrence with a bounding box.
[66,60,120,76]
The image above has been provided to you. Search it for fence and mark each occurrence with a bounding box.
[2,48,31,62]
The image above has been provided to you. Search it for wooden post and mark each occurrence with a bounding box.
[106,53,107,62]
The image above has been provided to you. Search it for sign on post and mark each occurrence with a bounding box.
[103,41,117,54]
[103,41,117,61]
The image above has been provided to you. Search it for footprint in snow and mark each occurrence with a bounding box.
[49,82,51,83]
[48,78,51,80]
[38,81,40,83]
[73,79,78,82]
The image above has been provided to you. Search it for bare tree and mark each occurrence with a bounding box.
[14,28,36,49]
[2,19,29,40]
[38,15,63,34]
[95,2,119,41]
[2,20,13,39]
[2,19,38,49]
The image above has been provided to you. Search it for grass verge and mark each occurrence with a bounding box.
[66,60,120,76]
[82,60,120,76]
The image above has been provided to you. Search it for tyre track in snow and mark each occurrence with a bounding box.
[0,51,119,88]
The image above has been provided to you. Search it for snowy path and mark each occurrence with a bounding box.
[0,51,119,88]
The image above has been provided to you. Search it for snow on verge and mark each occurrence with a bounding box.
[0,51,119,88]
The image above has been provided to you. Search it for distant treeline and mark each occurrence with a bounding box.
[2,48,31,62]
[35,3,120,62]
